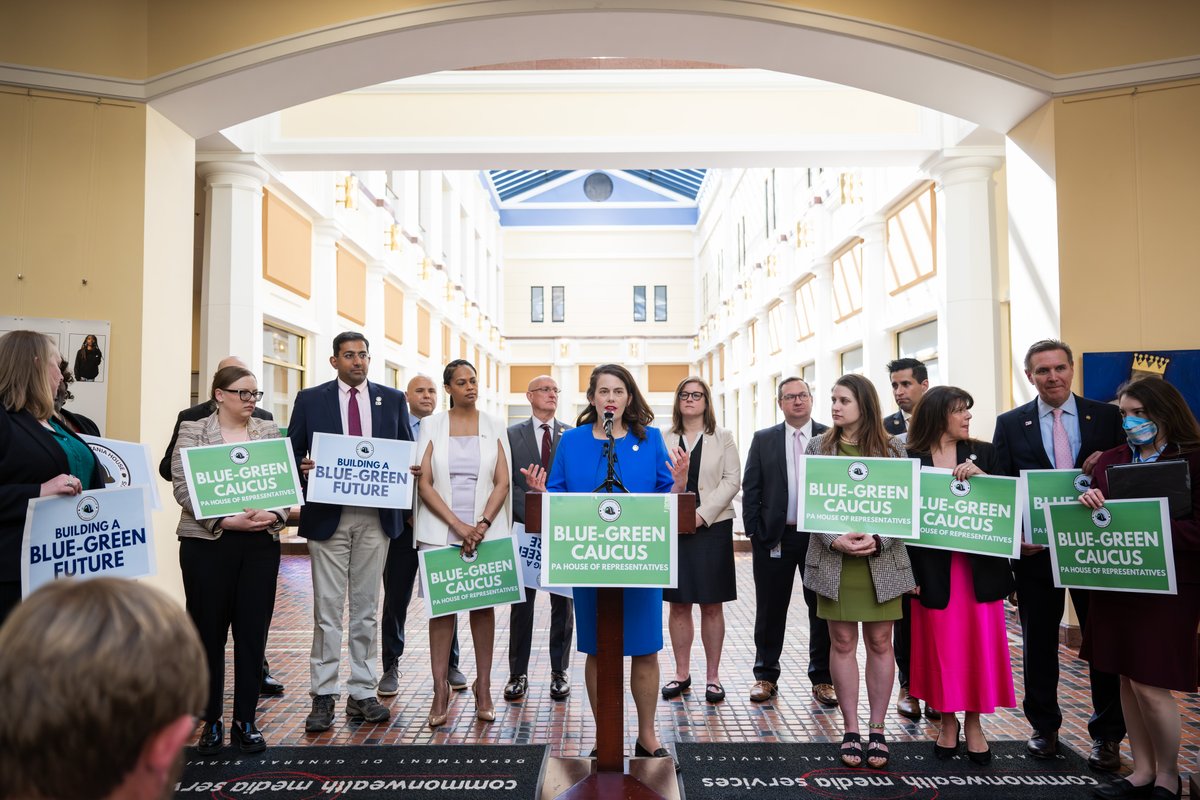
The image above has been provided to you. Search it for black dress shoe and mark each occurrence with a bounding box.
[549,672,571,700]
[661,675,691,699]
[1027,729,1059,759]
[635,740,680,773]
[231,720,267,754]
[260,672,285,696]
[1093,778,1155,800]
[1088,739,1121,772]
[196,720,224,755]
[504,674,528,701]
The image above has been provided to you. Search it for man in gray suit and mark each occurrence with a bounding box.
[504,374,574,701]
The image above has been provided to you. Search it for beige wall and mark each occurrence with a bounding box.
[503,228,695,338]
[7,2,1198,80]
[0,87,194,601]
[1055,80,1200,363]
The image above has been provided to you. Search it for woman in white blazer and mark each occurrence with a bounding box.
[661,376,741,703]
[414,359,512,728]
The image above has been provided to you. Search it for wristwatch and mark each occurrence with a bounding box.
[477,516,492,529]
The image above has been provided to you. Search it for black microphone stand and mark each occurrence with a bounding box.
[593,412,627,494]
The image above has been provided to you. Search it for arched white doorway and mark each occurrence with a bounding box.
[146,2,1051,137]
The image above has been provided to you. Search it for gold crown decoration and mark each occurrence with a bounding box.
[1131,353,1170,376]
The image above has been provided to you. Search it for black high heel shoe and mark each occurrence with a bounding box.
[196,720,223,755]
[231,720,267,753]
[1094,777,1154,799]
[933,714,961,760]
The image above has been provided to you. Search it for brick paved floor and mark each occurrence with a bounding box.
[213,553,1199,776]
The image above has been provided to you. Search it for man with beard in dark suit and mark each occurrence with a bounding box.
[743,377,835,706]
[992,338,1124,771]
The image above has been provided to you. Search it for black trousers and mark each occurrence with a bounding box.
[381,526,459,670]
[893,594,913,688]
[751,528,832,686]
[507,586,574,677]
[1013,549,1125,741]
[0,580,21,628]
[179,533,280,723]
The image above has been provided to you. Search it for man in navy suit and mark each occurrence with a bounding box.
[992,338,1124,770]
[883,357,937,721]
[743,377,835,705]
[288,332,412,732]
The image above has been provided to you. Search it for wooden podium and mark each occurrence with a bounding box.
[525,491,695,800]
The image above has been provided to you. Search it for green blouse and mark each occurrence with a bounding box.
[48,418,96,485]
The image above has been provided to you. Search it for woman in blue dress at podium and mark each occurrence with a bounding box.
[523,363,688,762]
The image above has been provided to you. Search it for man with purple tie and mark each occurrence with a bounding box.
[992,339,1124,770]
[288,332,412,733]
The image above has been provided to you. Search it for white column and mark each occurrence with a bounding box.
[365,260,388,366]
[811,258,837,399]
[859,215,890,398]
[754,308,771,429]
[197,161,268,382]
[311,219,341,384]
[930,153,1005,438]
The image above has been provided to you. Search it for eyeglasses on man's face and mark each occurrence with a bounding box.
[222,388,264,402]
[781,393,811,403]
[530,387,561,395]
[678,391,705,401]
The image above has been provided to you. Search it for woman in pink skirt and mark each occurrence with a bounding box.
[905,386,1016,764]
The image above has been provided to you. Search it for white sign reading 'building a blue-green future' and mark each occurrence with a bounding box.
[1046,498,1176,594]
[306,433,416,509]
[21,486,157,596]
[796,456,920,539]
[180,438,304,519]
[1020,468,1091,546]
[910,468,1022,558]
[542,493,677,588]
[418,535,525,617]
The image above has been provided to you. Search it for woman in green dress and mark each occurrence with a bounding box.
[803,373,914,769]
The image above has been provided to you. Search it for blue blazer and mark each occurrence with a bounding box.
[287,380,412,541]
[991,394,1122,477]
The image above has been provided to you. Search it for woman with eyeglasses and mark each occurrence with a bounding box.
[171,364,285,754]
[661,376,741,703]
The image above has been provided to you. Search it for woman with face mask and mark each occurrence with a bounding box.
[1078,377,1200,800]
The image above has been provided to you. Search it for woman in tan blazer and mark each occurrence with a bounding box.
[662,376,741,703]
[171,364,286,755]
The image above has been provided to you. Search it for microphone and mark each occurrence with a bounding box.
[603,409,614,438]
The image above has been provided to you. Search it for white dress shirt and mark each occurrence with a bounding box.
[785,419,815,525]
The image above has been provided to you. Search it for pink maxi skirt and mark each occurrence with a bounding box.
[910,553,1016,713]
